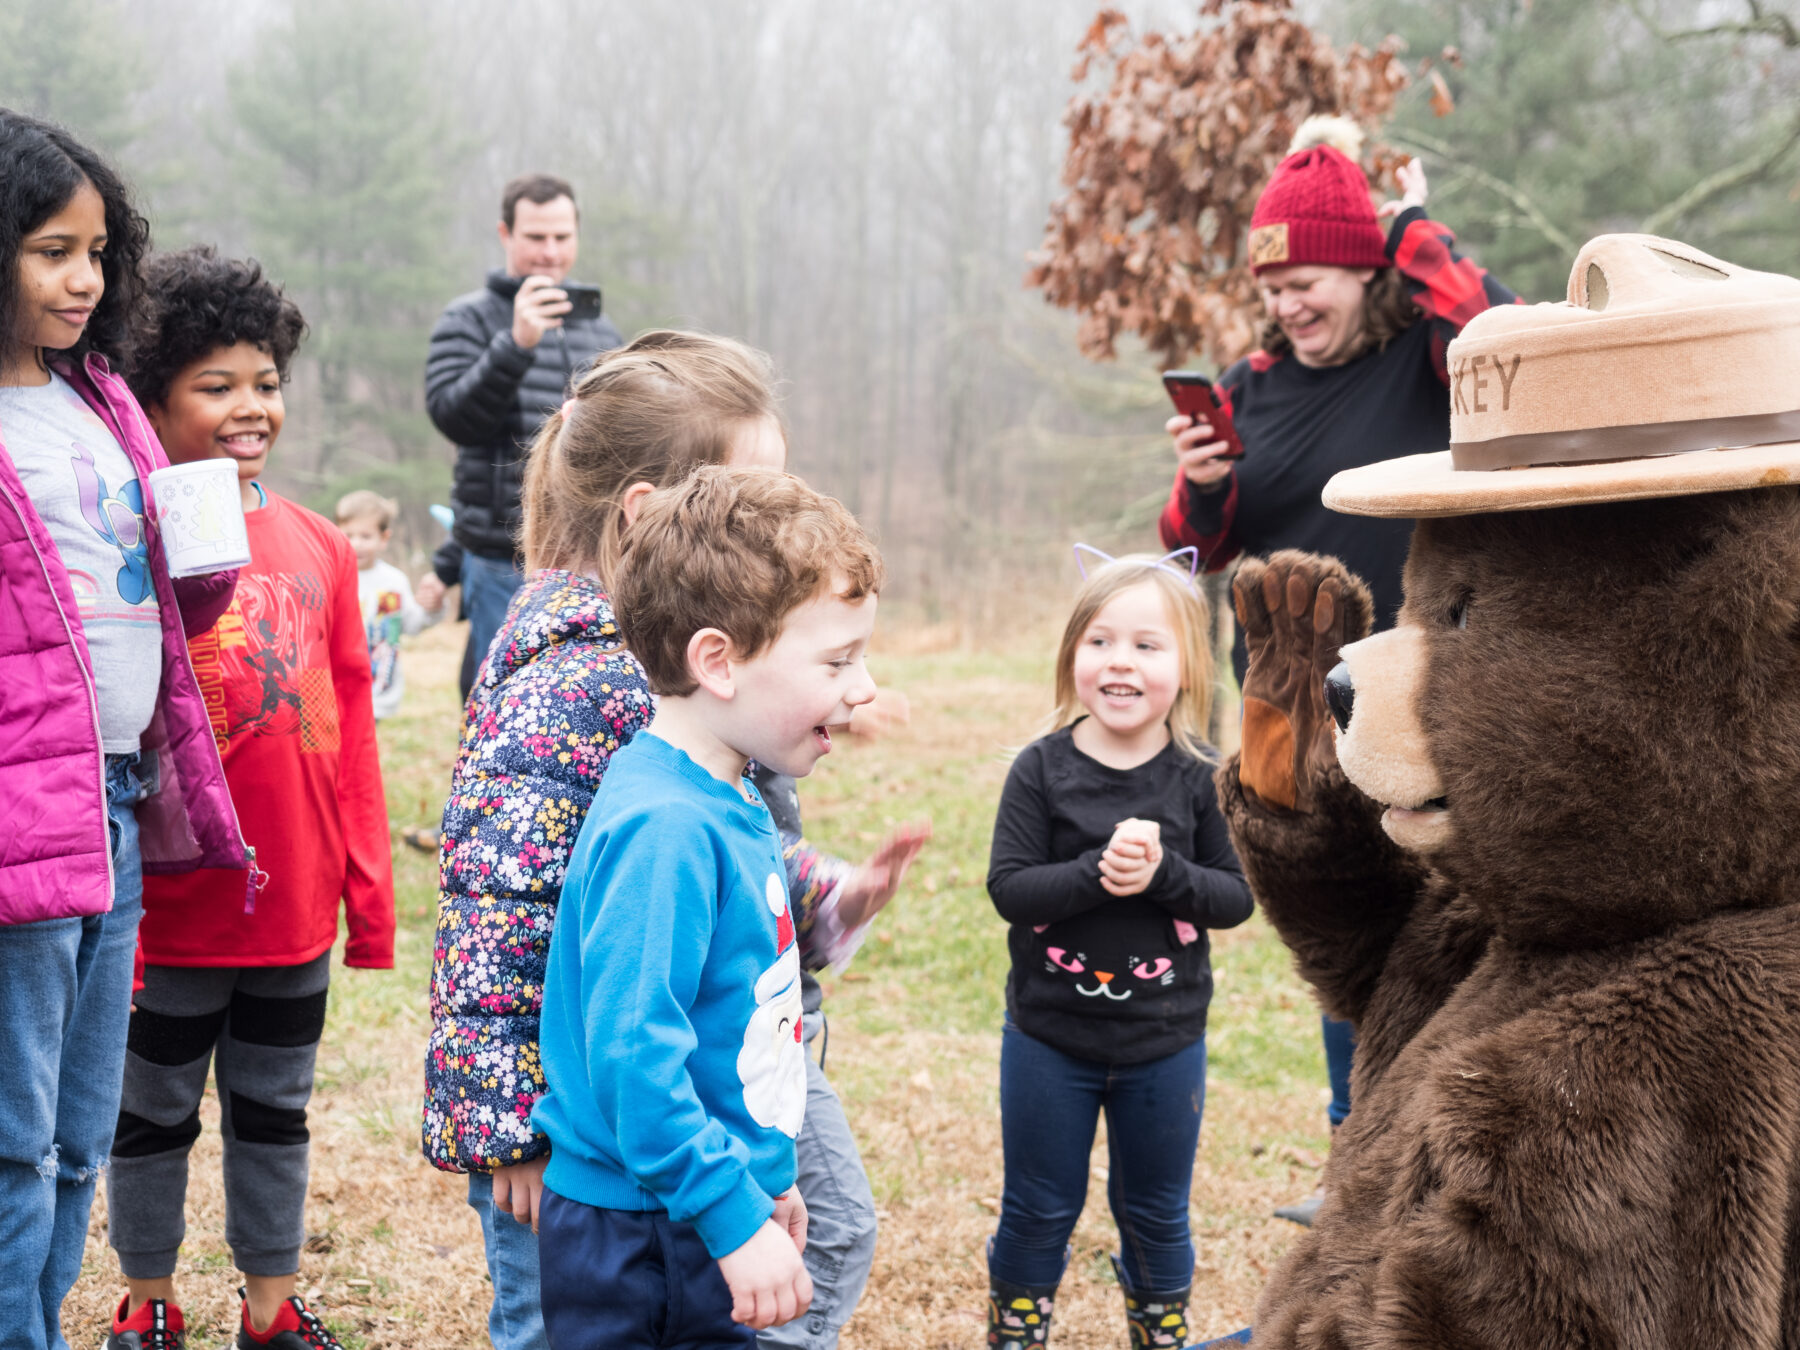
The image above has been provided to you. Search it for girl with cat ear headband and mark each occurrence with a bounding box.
[980,540,1251,1347]
[1072,542,1202,588]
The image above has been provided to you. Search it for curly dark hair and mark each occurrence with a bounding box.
[0,108,151,370]
[126,245,308,409]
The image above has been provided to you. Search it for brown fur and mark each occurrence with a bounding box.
[1223,488,1800,1346]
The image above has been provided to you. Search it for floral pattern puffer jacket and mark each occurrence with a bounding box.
[422,570,852,1173]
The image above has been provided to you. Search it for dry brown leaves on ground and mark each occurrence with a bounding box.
[65,623,1326,1348]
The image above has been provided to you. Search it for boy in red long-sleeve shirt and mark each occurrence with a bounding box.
[104,247,393,1350]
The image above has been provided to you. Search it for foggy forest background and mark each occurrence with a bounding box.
[6,0,1798,624]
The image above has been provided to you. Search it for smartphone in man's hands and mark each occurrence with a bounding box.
[562,283,603,323]
[1163,371,1246,460]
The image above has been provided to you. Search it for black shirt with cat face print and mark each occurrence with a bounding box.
[987,725,1253,1063]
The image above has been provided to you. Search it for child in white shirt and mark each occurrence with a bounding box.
[336,490,443,719]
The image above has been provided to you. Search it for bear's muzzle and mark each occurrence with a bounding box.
[1333,626,1451,853]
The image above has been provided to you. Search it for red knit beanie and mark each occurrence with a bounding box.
[1248,144,1389,274]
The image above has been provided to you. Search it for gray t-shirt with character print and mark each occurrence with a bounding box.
[0,372,163,752]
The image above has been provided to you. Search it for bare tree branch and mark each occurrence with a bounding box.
[1624,0,1799,48]
[1389,128,1581,257]
[1641,105,1800,234]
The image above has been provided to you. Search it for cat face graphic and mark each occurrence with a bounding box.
[1043,945,1176,1001]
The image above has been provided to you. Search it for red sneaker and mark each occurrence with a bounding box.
[236,1290,346,1350]
[107,1295,186,1350]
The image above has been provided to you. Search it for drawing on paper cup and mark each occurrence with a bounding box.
[148,459,251,578]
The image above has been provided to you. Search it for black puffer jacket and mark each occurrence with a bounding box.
[425,270,623,560]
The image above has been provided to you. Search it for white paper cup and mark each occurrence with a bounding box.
[148,459,251,578]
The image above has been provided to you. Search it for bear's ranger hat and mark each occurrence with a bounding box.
[1324,234,1800,517]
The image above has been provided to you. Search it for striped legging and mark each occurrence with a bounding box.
[106,953,331,1278]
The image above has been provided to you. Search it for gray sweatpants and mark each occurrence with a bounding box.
[757,1014,880,1350]
[107,954,331,1278]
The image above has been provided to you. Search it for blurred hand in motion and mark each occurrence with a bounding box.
[836,820,932,929]
[1377,158,1429,220]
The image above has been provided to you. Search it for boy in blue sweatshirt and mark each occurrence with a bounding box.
[533,466,884,1348]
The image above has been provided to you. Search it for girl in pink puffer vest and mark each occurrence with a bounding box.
[0,110,245,1350]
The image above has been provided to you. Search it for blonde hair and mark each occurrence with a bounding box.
[335,489,396,531]
[1048,555,1217,762]
[614,466,883,697]
[518,329,782,588]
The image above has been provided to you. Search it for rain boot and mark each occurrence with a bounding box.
[1113,1255,1192,1348]
[987,1278,1058,1346]
[986,1237,1064,1346]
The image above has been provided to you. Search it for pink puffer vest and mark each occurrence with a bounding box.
[0,354,246,925]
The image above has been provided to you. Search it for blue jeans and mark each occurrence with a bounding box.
[461,550,525,689]
[0,754,146,1350]
[468,1171,550,1350]
[1322,1016,1355,1128]
[990,1019,1207,1295]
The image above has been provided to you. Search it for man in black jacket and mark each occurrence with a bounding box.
[424,173,623,697]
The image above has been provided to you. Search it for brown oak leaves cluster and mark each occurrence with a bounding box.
[1027,2,1411,370]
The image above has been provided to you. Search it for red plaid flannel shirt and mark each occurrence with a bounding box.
[1158,208,1518,569]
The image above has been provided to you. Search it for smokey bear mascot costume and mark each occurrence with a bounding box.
[1216,233,1800,1348]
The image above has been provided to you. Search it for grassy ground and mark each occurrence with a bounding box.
[68,619,1329,1349]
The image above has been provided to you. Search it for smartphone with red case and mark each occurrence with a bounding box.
[1162,371,1246,460]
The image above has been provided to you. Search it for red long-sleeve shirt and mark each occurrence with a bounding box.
[140,492,394,969]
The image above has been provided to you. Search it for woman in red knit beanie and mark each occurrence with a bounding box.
[1157,116,1519,1234]
[1244,135,1397,363]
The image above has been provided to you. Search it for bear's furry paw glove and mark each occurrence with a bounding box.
[1233,551,1372,813]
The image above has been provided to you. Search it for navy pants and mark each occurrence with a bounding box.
[1323,1015,1355,1127]
[538,1189,754,1350]
[989,1019,1207,1294]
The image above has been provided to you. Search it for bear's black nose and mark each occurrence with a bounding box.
[1324,661,1355,732]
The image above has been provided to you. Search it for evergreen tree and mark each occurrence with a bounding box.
[1335,0,1800,298]
[225,0,467,501]
[0,0,139,153]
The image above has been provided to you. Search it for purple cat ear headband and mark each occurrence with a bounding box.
[1072,543,1201,589]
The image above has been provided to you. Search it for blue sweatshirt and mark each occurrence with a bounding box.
[534,731,805,1257]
